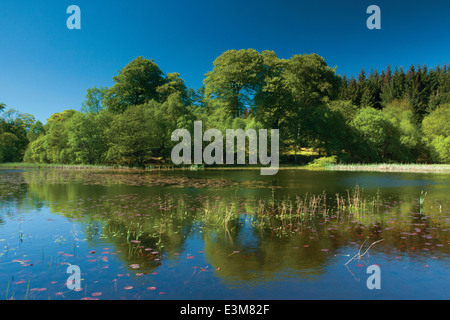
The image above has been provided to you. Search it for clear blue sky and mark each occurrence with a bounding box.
[1,0,449,123]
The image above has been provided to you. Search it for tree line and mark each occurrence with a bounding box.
[1,50,449,166]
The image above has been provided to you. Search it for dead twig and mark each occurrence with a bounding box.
[345,238,384,266]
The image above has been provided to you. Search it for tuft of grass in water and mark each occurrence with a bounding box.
[198,186,381,236]
[419,190,427,207]
[201,199,237,229]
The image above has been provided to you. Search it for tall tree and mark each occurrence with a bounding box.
[106,104,154,166]
[104,57,167,113]
[283,53,340,159]
[254,51,291,129]
[157,72,190,105]
[204,49,264,118]
[66,112,108,164]
[422,106,450,163]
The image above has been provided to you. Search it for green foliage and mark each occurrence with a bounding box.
[428,136,450,163]
[0,108,33,162]
[66,112,109,164]
[81,86,108,114]
[382,99,421,161]
[23,135,48,163]
[422,105,450,163]
[104,57,167,113]
[422,105,450,139]
[308,155,338,167]
[204,49,264,118]
[27,121,45,143]
[105,104,154,166]
[328,100,358,124]
[0,132,20,162]
[3,54,449,166]
[350,107,404,162]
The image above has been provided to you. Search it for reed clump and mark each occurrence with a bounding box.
[199,186,381,233]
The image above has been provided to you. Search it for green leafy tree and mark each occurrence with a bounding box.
[422,105,450,163]
[106,104,154,166]
[0,109,32,161]
[382,99,421,161]
[350,107,403,162]
[0,132,20,162]
[66,112,109,164]
[204,49,264,118]
[104,57,167,113]
[328,100,358,124]
[23,135,48,163]
[283,53,340,160]
[44,110,77,163]
[428,136,450,163]
[254,52,290,126]
[27,121,45,143]
[81,86,108,114]
[157,72,190,105]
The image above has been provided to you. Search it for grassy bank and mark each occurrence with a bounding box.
[0,162,121,170]
[325,163,450,173]
[1,162,449,173]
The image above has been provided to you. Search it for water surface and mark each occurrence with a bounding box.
[0,169,448,300]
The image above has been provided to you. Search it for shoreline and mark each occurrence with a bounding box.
[325,163,450,173]
[0,162,449,174]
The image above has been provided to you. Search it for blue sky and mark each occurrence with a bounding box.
[0,0,449,123]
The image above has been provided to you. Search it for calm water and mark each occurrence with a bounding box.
[0,168,449,300]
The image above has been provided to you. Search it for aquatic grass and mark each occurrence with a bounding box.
[24,279,30,300]
[419,190,427,207]
[198,186,383,236]
[201,199,238,229]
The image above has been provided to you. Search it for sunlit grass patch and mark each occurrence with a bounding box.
[326,163,450,173]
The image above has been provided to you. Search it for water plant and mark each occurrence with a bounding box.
[419,190,427,207]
